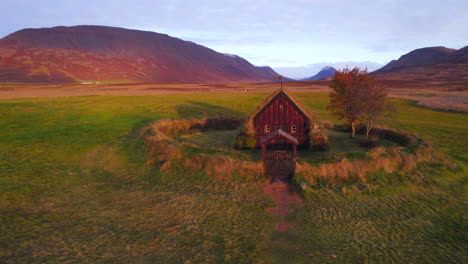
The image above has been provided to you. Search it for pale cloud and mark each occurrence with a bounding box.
[0,0,466,78]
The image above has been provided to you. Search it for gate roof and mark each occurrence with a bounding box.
[260,129,299,145]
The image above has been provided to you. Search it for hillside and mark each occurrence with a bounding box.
[301,66,337,81]
[376,46,456,71]
[372,46,468,89]
[0,26,280,83]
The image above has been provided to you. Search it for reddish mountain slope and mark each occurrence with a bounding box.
[0,26,280,83]
[372,46,468,89]
[375,46,456,72]
[444,46,468,63]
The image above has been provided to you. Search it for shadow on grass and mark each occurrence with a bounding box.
[175,100,245,119]
[121,117,156,164]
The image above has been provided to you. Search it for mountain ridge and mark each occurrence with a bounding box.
[0,25,280,83]
[372,46,467,89]
[374,46,457,73]
[301,66,337,81]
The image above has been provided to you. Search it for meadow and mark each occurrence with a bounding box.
[0,91,466,263]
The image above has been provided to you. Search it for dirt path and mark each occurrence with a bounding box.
[263,181,303,232]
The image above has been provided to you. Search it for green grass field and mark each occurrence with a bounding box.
[0,92,466,263]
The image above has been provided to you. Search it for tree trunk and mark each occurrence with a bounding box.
[350,121,356,138]
[365,120,373,140]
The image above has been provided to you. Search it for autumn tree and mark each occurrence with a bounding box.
[327,67,386,139]
[360,80,387,140]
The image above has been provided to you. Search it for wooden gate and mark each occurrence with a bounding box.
[264,150,295,181]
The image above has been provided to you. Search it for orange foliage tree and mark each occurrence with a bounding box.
[328,67,386,139]
[360,78,388,140]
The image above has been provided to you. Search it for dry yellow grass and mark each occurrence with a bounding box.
[297,141,446,185]
[141,117,262,180]
[183,154,262,180]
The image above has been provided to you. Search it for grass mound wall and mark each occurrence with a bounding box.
[143,118,453,185]
[334,123,419,147]
[297,125,454,185]
[141,117,262,179]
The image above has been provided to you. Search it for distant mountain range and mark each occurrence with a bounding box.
[0,26,466,87]
[301,66,337,81]
[372,46,467,88]
[0,25,280,83]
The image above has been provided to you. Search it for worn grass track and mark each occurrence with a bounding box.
[0,92,466,263]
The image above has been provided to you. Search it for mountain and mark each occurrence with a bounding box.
[301,66,337,80]
[372,46,468,89]
[375,46,456,72]
[444,46,468,63]
[0,25,280,83]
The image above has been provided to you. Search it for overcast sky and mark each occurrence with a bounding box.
[1,0,467,78]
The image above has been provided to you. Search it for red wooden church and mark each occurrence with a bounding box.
[247,89,316,180]
[247,89,313,148]
[237,89,320,180]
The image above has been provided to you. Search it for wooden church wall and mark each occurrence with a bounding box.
[253,93,309,146]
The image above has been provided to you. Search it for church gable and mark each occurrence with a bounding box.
[253,92,309,124]
[234,89,319,149]
[252,90,310,147]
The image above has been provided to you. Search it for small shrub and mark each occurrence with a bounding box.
[309,126,329,151]
[234,132,256,149]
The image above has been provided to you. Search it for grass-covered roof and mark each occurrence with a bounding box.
[244,89,317,133]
